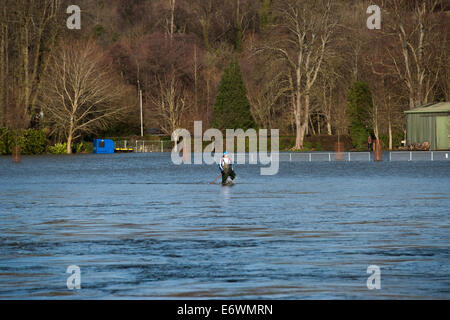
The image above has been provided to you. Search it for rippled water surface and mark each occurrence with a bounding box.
[0,153,449,299]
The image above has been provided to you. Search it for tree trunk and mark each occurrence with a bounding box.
[194,45,198,116]
[298,122,308,149]
[67,133,73,154]
[387,94,392,150]
[67,118,74,154]
[22,23,30,127]
[293,89,302,149]
[317,113,321,135]
[326,115,332,135]
[294,90,312,150]
[206,77,210,125]
[409,91,415,109]
[170,0,175,40]
[304,92,311,139]
[388,119,392,150]
[295,123,304,150]
[200,19,210,51]
[309,115,316,135]
[294,114,302,149]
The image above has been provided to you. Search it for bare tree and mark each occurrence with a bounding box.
[244,52,289,130]
[0,0,62,129]
[191,0,217,51]
[257,0,336,149]
[247,73,288,130]
[168,0,176,39]
[40,40,130,154]
[150,73,190,149]
[384,0,445,109]
[314,55,348,136]
[369,58,406,149]
[437,37,450,101]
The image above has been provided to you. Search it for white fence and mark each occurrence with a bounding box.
[116,142,450,162]
[277,152,449,162]
[134,140,173,153]
[389,151,450,161]
[277,152,372,162]
[209,152,372,162]
[231,152,449,162]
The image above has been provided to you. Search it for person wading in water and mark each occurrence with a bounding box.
[219,152,236,185]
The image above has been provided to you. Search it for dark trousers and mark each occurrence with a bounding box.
[222,166,236,184]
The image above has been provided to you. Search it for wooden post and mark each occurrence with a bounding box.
[373,139,383,162]
[12,146,21,163]
[334,141,344,161]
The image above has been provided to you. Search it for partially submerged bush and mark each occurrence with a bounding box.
[0,128,48,155]
[48,143,67,154]
[0,129,24,155]
[0,128,9,155]
[73,142,93,154]
[22,129,47,155]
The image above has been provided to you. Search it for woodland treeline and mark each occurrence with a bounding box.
[0,0,449,153]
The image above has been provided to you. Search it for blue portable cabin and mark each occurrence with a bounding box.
[93,139,115,154]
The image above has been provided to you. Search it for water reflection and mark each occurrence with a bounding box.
[220,184,232,202]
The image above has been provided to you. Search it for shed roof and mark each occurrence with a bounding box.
[405,102,450,114]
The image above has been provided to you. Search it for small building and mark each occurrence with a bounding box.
[93,139,115,154]
[405,102,450,150]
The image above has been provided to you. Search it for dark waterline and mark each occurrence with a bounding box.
[0,153,449,299]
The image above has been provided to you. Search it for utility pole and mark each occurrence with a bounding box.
[139,89,144,137]
[138,79,143,137]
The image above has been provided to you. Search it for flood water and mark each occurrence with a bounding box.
[0,153,449,299]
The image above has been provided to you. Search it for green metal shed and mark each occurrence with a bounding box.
[405,102,450,150]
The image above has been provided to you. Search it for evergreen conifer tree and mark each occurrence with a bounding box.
[212,59,256,130]
[347,81,373,150]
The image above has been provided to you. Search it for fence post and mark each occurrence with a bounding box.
[309,153,312,162]
[329,153,331,162]
[373,139,383,161]
[12,146,21,163]
[410,152,412,161]
[431,152,433,161]
[161,141,163,152]
[334,142,344,161]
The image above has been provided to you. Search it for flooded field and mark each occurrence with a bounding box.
[0,153,449,299]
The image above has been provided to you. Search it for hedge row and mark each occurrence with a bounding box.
[0,128,92,155]
[0,128,46,155]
